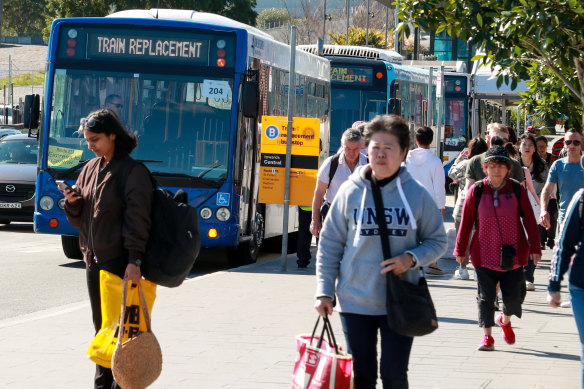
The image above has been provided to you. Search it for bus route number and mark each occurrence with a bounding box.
[202,80,229,99]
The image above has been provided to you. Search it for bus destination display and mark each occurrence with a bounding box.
[331,66,373,85]
[58,25,235,67]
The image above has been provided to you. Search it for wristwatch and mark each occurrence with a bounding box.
[129,258,142,267]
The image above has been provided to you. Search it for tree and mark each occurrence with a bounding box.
[3,0,48,36]
[43,0,257,40]
[256,7,289,29]
[397,0,584,129]
[329,26,391,49]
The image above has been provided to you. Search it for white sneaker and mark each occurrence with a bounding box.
[454,268,470,280]
[526,281,535,291]
[561,300,572,308]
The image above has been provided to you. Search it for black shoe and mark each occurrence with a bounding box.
[297,261,309,269]
[547,241,555,250]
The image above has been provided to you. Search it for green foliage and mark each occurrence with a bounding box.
[3,0,48,36]
[0,72,45,87]
[397,0,584,126]
[256,8,289,29]
[41,0,257,41]
[329,26,390,49]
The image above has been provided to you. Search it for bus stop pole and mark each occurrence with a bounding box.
[281,26,297,272]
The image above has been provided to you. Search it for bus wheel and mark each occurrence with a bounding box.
[227,211,264,268]
[61,235,83,260]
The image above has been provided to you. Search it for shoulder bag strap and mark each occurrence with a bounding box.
[370,179,391,260]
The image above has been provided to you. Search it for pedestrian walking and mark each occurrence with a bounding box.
[309,128,367,237]
[450,136,488,280]
[406,126,446,275]
[315,114,447,388]
[454,146,541,351]
[518,133,549,291]
[61,109,153,388]
[547,159,584,387]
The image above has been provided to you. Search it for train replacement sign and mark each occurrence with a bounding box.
[259,116,320,206]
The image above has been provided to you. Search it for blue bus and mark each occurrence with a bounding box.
[298,45,436,153]
[442,72,471,163]
[32,9,330,266]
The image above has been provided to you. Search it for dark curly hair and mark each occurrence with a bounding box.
[80,109,137,156]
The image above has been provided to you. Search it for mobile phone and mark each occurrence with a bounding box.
[55,180,80,196]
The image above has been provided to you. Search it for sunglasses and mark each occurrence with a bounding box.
[565,140,581,146]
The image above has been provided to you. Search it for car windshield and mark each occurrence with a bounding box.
[0,138,39,164]
[48,69,233,185]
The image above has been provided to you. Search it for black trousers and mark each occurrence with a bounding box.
[539,198,558,247]
[87,258,127,389]
[475,267,525,328]
[296,207,312,267]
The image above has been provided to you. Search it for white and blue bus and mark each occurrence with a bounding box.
[32,9,330,266]
[298,45,436,154]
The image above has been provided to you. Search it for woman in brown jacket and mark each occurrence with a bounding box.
[61,108,152,389]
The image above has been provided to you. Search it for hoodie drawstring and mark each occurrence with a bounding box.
[397,177,417,231]
[353,188,368,247]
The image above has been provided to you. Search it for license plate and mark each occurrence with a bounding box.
[0,202,22,209]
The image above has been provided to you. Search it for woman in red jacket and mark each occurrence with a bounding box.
[454,145,541,351]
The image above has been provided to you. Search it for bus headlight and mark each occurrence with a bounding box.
[216,207,231,221]
[199,207,212,220]
[58,198,66,210]
[39,196,55,211]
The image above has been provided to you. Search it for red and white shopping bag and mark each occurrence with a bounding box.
[291,316,353,389]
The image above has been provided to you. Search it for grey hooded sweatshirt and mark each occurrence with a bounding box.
[316,165,447,316]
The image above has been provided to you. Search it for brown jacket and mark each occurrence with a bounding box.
[65,155,152,266]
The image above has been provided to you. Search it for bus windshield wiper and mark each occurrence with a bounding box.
[198,161,223,179]
[150,171,222,187]
[49,159,90,179]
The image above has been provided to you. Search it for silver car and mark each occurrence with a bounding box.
[0,134,38,224]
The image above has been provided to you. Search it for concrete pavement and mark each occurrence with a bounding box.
[0,242,580,388]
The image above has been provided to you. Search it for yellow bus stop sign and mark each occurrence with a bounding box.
[258,116,320,206]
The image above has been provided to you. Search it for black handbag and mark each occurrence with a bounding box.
[370,179,438,337]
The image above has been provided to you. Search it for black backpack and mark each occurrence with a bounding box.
[473,179,523,226]
[119,160,201,287]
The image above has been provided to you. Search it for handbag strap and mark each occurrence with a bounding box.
[117,279,152,345]
[310,316,340,354]
[370,179,391,260]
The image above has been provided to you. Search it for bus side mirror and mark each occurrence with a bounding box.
[24,94,40,129]
[388,99,401,116]
[242,81,259,118]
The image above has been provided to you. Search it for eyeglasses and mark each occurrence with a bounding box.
[565,140,581,146]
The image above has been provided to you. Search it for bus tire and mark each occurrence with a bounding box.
[61,235,83,260]
[227,211,264,268]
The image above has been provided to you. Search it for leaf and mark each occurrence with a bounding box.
[477,13,483,27]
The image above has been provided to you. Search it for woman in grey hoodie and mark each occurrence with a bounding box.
[315,115,447,389]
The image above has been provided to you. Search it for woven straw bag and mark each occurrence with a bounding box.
[112,279,162,389]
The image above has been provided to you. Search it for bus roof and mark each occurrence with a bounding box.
[102,9,329,81]
[298,44,403,65]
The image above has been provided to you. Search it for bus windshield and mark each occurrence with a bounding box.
[47,68,233,185]
[330,88,386,153]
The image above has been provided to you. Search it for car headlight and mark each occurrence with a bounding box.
[216,207,231,222]
[57,198,66,210]
[39,196,55,211]
[199,207,212,220]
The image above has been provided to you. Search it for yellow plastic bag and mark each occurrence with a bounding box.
[87,270,157,368]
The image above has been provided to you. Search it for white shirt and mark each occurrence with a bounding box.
[405,148,446,209]
[317,152,368,203]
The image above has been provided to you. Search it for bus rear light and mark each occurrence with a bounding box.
[208,228,218,238]
[67,38,76,47]
[217,58,226,67]
[66,48,76,57]
[217,49,226,58]
[216,40,226,49]
[49,218,59,228]
[376,72,383,79]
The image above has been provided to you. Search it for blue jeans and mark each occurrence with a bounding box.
[339,313,413,389]
[570,284,584,388]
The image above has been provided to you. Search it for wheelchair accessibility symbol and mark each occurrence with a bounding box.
[265,125,279,140]
[216,192,230,206]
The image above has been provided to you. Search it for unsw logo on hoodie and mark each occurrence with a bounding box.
[352,206,410,237]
